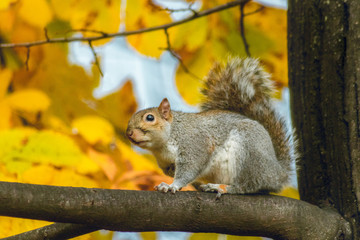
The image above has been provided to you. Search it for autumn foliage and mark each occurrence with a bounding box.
[0,0,294,239]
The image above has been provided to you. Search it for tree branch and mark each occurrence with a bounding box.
[243,5,264,17]
[88,40,103,77]
[160,2,198,16]
[161,28,201,80]
[0,181,352,240]
[239,2,251,57]
[24,47,30,70]
[0,0,250,49]
[2,223,97,240]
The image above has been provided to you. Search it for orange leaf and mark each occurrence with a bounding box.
[87,148,118,181]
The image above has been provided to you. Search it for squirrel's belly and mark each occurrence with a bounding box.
[198,129,243,185]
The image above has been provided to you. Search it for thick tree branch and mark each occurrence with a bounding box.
[2,223,97,240]
[0,181,351,240]
[0,0,250,49]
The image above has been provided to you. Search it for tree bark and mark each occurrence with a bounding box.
[0,181,351,240]
[288,0,360,238]
[2,223,97,240]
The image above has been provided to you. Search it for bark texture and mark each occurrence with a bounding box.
[288,0,360,238]
[2,223,97,240]
[0,181,351,240]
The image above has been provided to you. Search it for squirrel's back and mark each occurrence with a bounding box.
[200,57,297,172]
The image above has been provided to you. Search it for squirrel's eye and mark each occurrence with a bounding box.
[146,114,155,122]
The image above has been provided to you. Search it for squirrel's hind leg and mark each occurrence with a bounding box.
[226,185,254,194]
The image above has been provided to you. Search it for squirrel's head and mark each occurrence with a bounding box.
[126,98,173,150]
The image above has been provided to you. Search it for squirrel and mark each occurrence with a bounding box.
[126,57,297,196]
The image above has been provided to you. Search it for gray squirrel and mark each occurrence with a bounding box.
[126,57,297,195]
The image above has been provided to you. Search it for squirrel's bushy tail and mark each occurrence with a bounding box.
[201,57,297,172]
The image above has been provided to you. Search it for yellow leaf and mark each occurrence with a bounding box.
[0,217,49,238]
[21,164,99,187]
[0,0,16,10]
[0,129,93,169]
[0,164,17,182]
[0,6,16,33]
[44,115,71,134]
[49,0,71,20]
[6,89,51,112]
[0,101,11,130]
[76,153,99,175]
[87,231,113,240]
[50,0,121,45]
[117,140,160,173]
[127,31,168,58]
[0,69,12,100]
[140,232,157,240]
[8,21,43,70]
[21,164,56,185]
[18,0,53,29]
[72,115,115,145]
[175,46,214,105]
[19,130,85,166]
[0,216,100,239]
[13,45,99,124]
[0,127,35,162]
[5,160,32,175]
[189,233,219,240]
[173,17,208,52]
[97,80,137,132]
[275,186,300,200]
[125,0,171,58]
[51,168,99,188]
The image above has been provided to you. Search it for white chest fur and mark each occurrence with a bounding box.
[154,140,178,169]
[199,129,244,185]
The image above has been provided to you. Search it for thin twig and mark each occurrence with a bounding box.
[66,28,109,37]
[162,28,201,80]
[0,0,250,49]
[25,47,30,70]
[240,2,251,57]
[88,40,103,77]
[243,5,265,16]
[161,3,197,16]
[44,28,50,42]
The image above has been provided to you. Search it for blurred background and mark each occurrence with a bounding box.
[0,0,297,239]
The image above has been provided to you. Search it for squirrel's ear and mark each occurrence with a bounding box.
[158,98,172,121]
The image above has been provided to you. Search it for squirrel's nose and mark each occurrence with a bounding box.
[126,129,133,138]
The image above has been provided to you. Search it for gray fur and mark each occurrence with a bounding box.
[155,111,288,194]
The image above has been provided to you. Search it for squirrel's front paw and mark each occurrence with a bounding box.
[155,182,181,194]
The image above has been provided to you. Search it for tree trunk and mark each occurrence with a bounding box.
[288,0,360,238]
